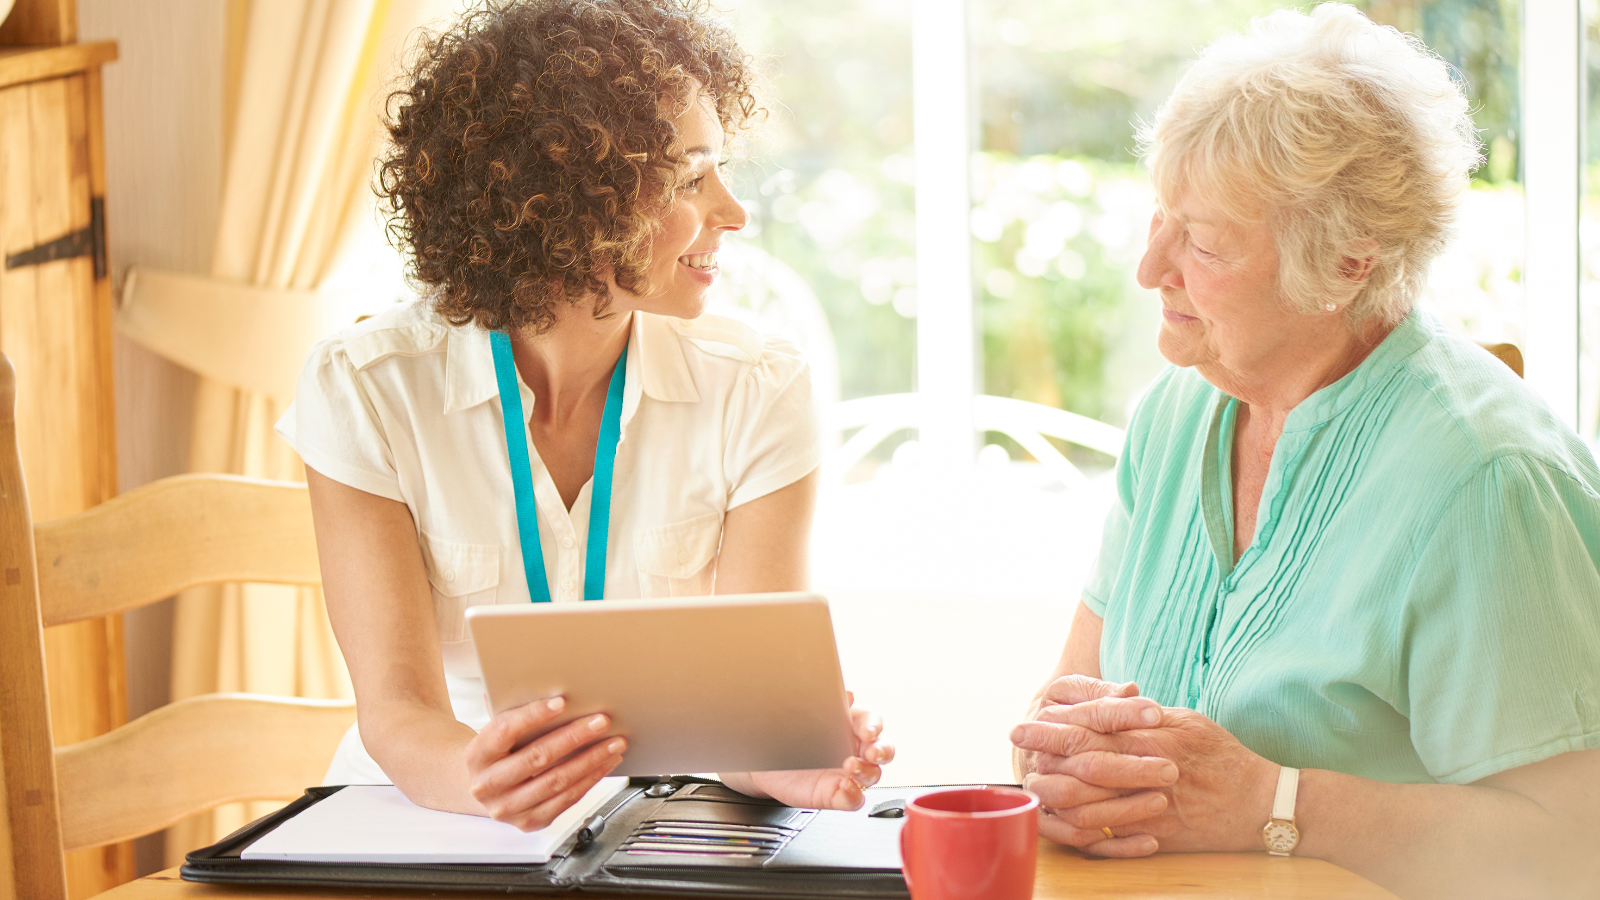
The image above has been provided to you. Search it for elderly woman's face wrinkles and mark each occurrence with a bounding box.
[609,92,748,319]
[1137,192,1361,407]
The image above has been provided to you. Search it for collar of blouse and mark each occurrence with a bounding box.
[440,312,705,434]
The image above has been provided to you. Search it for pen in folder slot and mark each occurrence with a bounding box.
[624,842,765,856]
[647,820,794,834]
[576,799,628,846]
[644,827,782,842]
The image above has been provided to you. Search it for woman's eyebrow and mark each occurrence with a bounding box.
[683,146,715,159]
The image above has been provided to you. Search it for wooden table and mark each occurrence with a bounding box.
[101,840,1397,899]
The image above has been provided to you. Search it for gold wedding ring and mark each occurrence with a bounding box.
[1101,826,1116,840]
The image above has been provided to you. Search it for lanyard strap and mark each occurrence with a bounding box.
[489,330,627,603]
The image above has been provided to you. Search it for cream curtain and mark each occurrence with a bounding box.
[156,0,441,864]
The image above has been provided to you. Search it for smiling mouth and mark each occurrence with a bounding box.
[1162,307,1199,323]
[679,250,719,273]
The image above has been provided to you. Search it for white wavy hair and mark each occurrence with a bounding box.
[1139,3,1483,329]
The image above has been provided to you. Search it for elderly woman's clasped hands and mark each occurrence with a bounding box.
[1012,675,1281,859]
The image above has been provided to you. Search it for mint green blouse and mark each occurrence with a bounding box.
[1084,309,1600,785]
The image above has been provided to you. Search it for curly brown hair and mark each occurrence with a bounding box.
[377,0,759,334]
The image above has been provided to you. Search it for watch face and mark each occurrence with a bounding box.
[1262,820,1299,853]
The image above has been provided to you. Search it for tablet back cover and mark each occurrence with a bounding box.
[468,593,854,776]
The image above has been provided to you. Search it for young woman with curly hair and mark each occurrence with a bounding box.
[275,0,892,829]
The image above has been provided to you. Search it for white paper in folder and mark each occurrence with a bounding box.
[241,778,628,864]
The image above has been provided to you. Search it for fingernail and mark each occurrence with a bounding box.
[1160,763,1178,784]
[606,738,625,754]
[1009,725,1027,743]
[1141,840,1157,854]
[1140,706,1159,725]
[1147,795,1164,813]
[588,715,608,731]
[547,697,565,712]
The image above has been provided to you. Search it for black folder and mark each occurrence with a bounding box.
[183,777,951,897]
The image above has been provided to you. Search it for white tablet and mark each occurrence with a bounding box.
[465,592,856,777]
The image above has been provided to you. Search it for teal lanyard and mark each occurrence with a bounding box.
[489,330,627,603]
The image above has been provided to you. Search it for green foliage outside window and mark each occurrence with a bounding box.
[973,0,1520,426]
[724,0,918,401]
[723,0,1523,429]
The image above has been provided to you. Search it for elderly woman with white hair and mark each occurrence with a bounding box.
[1009,5,1600,898]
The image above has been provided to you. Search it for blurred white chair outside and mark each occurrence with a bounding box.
[814,393,1122,786]
[710,246,1126,786]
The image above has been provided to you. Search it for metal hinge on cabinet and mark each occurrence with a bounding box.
[4,197,107,279]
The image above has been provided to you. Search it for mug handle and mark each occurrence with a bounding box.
[899,819,915,893]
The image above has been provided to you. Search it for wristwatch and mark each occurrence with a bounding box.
[1261,766,1300,856]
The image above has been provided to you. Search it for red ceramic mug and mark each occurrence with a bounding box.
[899,787,1040,900]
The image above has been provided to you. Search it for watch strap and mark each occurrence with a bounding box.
[1271,766,1299,821]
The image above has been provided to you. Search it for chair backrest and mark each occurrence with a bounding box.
[0,353,355,900]
[1478,341,1524,379]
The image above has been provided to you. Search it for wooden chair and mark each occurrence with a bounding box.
[0,353,356,900]
[1479,341,1524,378]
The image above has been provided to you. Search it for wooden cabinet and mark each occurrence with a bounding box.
[0,2,127,894]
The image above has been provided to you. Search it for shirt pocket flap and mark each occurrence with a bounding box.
[634,512,723,580]
[420,535,501,596]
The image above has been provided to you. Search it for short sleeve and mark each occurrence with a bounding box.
[1398,453,1600,784]
[722,337,822,510]
[274,336,404,502]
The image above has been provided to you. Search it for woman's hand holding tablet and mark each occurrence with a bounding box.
[464,696,628,832]
[469,595,894,820]
[464,690,891,830]
[720,692,896,811]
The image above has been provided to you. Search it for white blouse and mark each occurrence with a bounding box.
[275,301,820,782]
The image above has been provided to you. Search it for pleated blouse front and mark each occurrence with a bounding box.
[1084,309,1600,785]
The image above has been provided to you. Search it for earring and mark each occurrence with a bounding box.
[1324,302,1338,312]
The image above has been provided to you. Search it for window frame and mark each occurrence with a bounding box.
[1524,0,1582,428]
